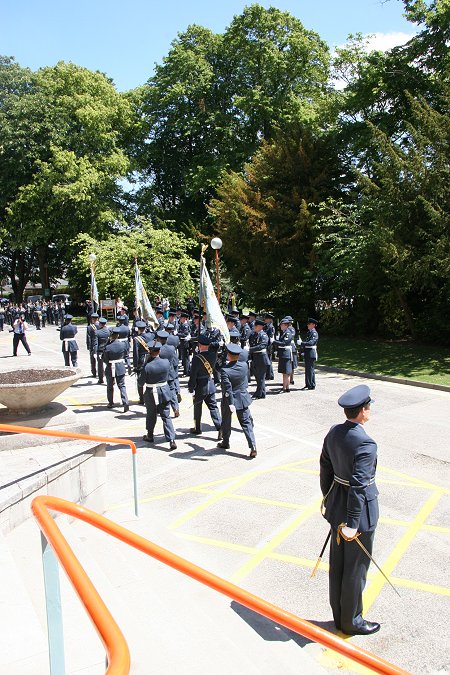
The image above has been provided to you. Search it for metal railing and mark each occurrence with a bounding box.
[32,495,409,675]
[0,423,139,516]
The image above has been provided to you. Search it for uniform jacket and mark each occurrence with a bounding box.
[273,329,294,359]
[220,360,252,410]
[239,323,252,347]
[138,357,172,405]
[96,327,110,355]
[248,330,270,366]
[167,334,180,349]
[320,421,379,531]
[159,343,178,381]
[303,328,318,359]
[102,339,130,377]
[60,324,78,352]
[188,350,216,395]
[133,332,153,370]
[86,323,98,351]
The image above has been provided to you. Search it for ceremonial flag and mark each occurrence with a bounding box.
[90,263,99,311]
[199,253,230,344]
[135,261,158,330]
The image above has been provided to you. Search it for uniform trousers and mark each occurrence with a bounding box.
[329,528,375,632]
[106,373,129,406]
[179,345,191,375]
[221,404,255,449]
[97,353,105,383]
[63,350,78,367]
[252,358,267,398]
[89,351,97,377]
[13,333,31,355]
[145,389,175,441]
[193,391,221,431]
[304,352,316,389]
[168,380,179,413]
[266,345,274,379]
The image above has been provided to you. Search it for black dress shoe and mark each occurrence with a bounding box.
[97,380,104,385]
[217,441,230,449]
[343,621,381,636]
[142,434,154,443]
[190,428,202,435]
[169,441,177,450]
[123,404,129,413]
[249,448,257,459]
[107,403,114,408]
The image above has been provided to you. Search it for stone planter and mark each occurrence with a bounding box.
[0,367,82,413]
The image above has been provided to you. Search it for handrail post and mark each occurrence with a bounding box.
[132,453,139,517]
[41,531,66,675]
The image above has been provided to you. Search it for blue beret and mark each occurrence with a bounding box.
[112,326,121,334]
[156,330,169,339]
[280,317,290,325]
[99,317,107,324]
[226,343,242,355]
[284,315,293,322]
[64,314,73,320]
[338,385,373,408]
[198,334,211,345]
[136,321,147,329]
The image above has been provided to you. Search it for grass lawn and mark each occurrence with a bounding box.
[318,336,450,387]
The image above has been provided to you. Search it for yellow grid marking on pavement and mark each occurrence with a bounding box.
[277,468,320,475]
[388,577,450,597]
[379,516,410,527]
[229,497,323,584]
[362,489,444,613]
[377,466,450,494]
[225,493,306,509]
[178,533,255,554]
[423,524,450,534]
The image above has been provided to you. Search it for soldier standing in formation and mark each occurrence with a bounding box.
[273,317,295,393]
[103,326,130,412]
[320,384,380,636]
[302,318,319,390]
[60,315,78,367]
[188,334,222,437]
[86,312,99,378]
[95,317,110,384]
[248,318,270,399]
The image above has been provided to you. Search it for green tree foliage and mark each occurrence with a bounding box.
[67,221,198,305]
[209,124,347,315]
[135,4,330,232]
[316,95,450,340]
[0,59,135,300]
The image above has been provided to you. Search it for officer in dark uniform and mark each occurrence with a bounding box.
[263,313,275,379]
[60,315,78,367]
[273,317,294,393]
[320,384,380,636]
[96,317,110,384]
[165,322,181,402]
[302,318,319,390]
[139,340,177,450]
[133,320,154,403]
[102,326,130,412]
[177,311,192,376]
[239,314,251,349]
[155,307,165,328]
[188,334,222,436]
[86,312,99,377]
[157,329,180,417]
[248,318,270,399]
[248,311,257,332]
[218,343,257,458]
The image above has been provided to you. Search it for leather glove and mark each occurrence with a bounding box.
[341,526,358,540]
[229,404,236,414]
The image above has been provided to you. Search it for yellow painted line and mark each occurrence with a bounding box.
[230,496,323,584]
[423,524,450,534]
[389,576,450,597]
[378,516,410,527]
[177,533,255,554]
[169,474,260,530]
[377,465,450,493]
[363,490,444,612]
[227,494,306,510]
[270,550,329,571]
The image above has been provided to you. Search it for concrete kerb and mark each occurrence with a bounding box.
[314,364,450,393]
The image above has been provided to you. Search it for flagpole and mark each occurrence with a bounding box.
[89,253,97,312]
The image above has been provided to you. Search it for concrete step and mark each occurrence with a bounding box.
[0,529,48,675]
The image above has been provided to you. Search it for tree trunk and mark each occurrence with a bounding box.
[10,249,36,303]
[37,244,49,293]
[395,287,416,339]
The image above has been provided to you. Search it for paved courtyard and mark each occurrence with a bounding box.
[1,323,449,674]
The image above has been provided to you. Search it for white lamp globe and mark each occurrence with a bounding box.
[89,253,97,262]
[210,237,223,250]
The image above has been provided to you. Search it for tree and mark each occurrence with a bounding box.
[209,123,348,315]
[67,221,198,305]
[0,59,135,300]
[135,4,330,234]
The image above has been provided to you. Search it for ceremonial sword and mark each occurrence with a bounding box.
[337,523,401,597]
[310,530,331,578]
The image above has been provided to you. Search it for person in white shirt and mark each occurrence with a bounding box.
[12,313,31,356]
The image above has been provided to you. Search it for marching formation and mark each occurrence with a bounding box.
[52,304,319,459]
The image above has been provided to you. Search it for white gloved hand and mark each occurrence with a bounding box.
[341,526,358,540]
[229,404,236,414]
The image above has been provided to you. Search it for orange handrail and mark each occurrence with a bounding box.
[0,423,139,516]
[0,423,137,454]
[32,496,409,675]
